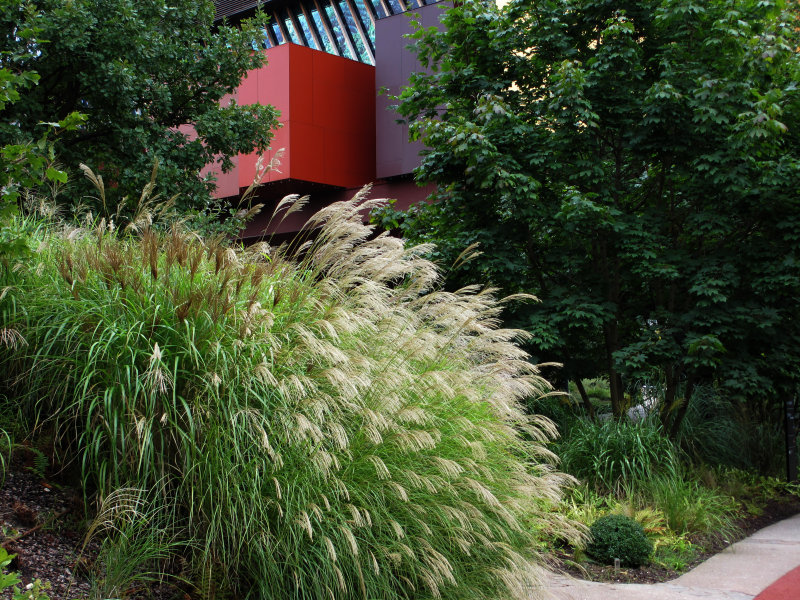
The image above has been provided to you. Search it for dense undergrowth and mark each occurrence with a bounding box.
[0,194,580,599]
[539,385,800,574]
[0,191,797,597]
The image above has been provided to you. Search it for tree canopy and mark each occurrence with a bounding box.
[386,0,800,426]
[0,0,278,219]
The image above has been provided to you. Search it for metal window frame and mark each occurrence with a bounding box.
[280,9,303,44]
[321,0,359,60]
[290,7,319,50]
[341,0,375,58]
[316,0,354,59]
[310,0,343,56]
[332,0,372,63]
[374,0,392,19]
[274,14,293,44]
[296,1,326,50]
[254,0,444,63]
[264,23,280,47]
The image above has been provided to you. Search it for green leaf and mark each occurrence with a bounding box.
[44,167,67,183]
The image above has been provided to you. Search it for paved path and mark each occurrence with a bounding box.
[544,512,800,600]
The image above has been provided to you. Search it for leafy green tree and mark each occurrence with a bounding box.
[0,10,84,258]
[389,0,800,428]
[0,0,278,219]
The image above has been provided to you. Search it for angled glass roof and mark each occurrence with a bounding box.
[216,0,443,65]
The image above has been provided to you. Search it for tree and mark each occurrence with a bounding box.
[389,0,800,429]
[0,10,84,258]
[0,0,278,219]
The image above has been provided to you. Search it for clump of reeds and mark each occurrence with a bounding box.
[1,191,577,599]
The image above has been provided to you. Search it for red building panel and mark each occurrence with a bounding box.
[211,44,376,197]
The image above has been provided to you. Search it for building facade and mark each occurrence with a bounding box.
[210,0,446,238]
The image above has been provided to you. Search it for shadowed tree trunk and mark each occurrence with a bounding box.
[604,322,625,418]
[573,377,596,420]
[661,363,683,429]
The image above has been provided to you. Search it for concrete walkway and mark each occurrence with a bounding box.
[545,512,800,600]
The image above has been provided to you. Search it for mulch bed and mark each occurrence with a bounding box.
[1,456,186,600]
[1,467,95,600]
[553,493,800,584]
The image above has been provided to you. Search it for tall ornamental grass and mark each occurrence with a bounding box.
[675,385,788,475]
[0,194,575,599]
[558,417,682,494]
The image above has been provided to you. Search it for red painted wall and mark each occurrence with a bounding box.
[211,44,376,197]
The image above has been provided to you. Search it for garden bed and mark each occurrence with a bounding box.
[1,457,179,600]
[553,492,800,584]
[4,451,799,598]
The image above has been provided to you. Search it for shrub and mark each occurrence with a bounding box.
[558,417,682,494]
[587,514,653,568]
[0,194,576,599]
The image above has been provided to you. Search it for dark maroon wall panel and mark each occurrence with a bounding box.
[375,2,447,179]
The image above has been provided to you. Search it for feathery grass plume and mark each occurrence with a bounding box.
[0,428,10,484]
[0,192,580,598]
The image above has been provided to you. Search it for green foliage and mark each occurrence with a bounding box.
[558,417,682,493]
[587,514,653,567]
[0,9,84,259]
[640,476,739,537]
[0,111,83,259]
[712,466,799,508]
[25,446,47,479]
[675,386,750,467]
[574,378,610,402]
[0,547,51,600]
[0,0,278,220]
[651,532,697,571]
[0,197,576,599]
[391,0,800,427]
[559,482,735,572]
[676,385,789,475]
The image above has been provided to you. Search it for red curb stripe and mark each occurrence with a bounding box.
[754,565,800,600]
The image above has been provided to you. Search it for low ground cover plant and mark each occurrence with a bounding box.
[0,194,578,599]
[0,547,50,600]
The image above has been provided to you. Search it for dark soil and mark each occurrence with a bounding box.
[0,449,182,600]
[553,493,800,584]
[1,468,95,599]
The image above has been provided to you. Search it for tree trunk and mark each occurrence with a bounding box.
[610,371,625,419]
[573,377,596,420]
[661,363,682,428]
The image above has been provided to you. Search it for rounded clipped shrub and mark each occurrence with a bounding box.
[587,514,653,567]
[0,195,578,599]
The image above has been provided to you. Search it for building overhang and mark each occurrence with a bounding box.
[209,43,376,200]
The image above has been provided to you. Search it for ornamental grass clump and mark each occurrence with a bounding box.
[0,192,576,599]
[558,417,683,494]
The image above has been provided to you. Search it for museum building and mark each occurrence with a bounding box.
[210,0,446,239]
